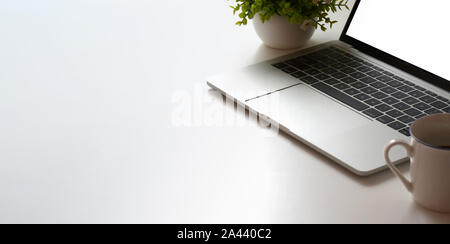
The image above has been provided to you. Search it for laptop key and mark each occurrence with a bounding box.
[361,87,377,94]
[322,67,338,74]
[344,88,360,96]
[392,91,408,99]
[351,82,367,89]
[425,108,442,115]
[315,73,331,80]
[311,55,328,62]
[413,102,431,110]
[388,121,406,130]
[387,109,404,118]
[382,97,400,105]
[404,108,421,117]
[301,76,320,85]
[431,101,447,109]
[311,62,328,69]
[372,91,389,100]
[353,57,364,63]
[360,76,377,84]
[399,128,411,137]
[341,77,357,84]
[331,72,348,79]
[338,57,353,63]
[376,75,394,82]
[393,76,404,81]
[310,61,326,68]
[398,85,414,93]
[376,104,393,112]
[393,102,410,111]
[383,71,395,77]
[322,59,337,65]
[381,87,397,94]
[415,113,427,119]
[365,98,382,106]
[334,83,351,90]
[312,82,369,111]
[363,108,383,118]
[398,115,415,124]
[291,71,308,78]
[348,61,363,68]
[291,62,310,70]
[324,78,340,86]
[420,95,437,103]
[355,94,371,101]
[282,66,297,73]
[357,66,372,73]
[414,85,427,92]
[305,68,321,76]
[363,61,374,67]
[350,72,366,79]
[426,91,438,97]
[370,81,387,89]
[402,80,415,86]
[419,95,437,104]
[328,53,343,60]
[333,63,347,69]
[409,90,426,98]
[377,115,395,124]
[372,66,384,72]
[387,80,403,87]
[367,70,383,77]
[402,97,420,105]
[437,96,449,103]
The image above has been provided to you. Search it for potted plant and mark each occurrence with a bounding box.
[231,0,349,49]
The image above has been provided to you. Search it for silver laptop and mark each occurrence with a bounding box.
[207,0,450,176]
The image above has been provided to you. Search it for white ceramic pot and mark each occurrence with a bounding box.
[253,15,315,50]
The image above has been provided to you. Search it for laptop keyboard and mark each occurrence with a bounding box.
[272,46,450,137]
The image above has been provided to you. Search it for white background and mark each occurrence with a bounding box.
[0,0,450,223]
[347,0,450,81]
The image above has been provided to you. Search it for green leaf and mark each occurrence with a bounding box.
[229,0,350,31]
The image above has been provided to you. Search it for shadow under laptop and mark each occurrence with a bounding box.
[207,88,407,187]
[277,128,410,187]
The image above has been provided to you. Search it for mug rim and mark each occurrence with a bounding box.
[410,113,450,151]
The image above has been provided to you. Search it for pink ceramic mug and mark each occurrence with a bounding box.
[384,114,450,213]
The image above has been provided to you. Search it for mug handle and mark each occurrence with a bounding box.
[384,140,414,192]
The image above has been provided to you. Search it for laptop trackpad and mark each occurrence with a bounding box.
[246,84,408,173]
[246,84,372,139]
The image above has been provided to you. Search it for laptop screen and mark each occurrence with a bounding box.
[346,0,450,83]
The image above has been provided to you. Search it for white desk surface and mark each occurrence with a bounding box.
[1,0,449,224]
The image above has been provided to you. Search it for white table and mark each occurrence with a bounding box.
[1,0,449,224]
